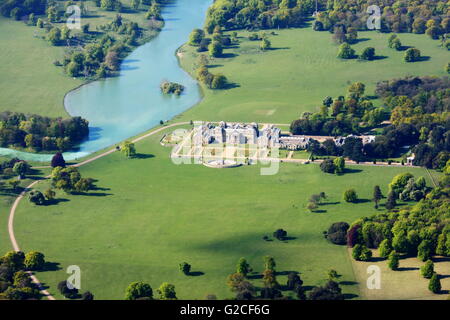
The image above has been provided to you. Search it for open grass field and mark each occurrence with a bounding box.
[177,27,449,124]
[10,126,435,299]
[351,249,450,300]
[0,0,158,117]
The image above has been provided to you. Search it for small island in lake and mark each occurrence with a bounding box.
[160,81,185,96]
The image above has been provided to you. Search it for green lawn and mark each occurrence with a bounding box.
[12,127,433,299]
[0,1,158,117]
[177,28,449,124]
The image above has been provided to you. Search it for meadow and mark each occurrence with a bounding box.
[12,126,434,299]
[177,27,449,124]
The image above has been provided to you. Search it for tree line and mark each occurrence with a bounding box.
[0,112,89,152]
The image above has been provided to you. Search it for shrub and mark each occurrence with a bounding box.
[273,229,287,241]
[388,251,400,270]
[125,282,153,300]
[421,260,434,279]
[28,190,46,205]
[179,262,191,275]
[337,43,356,59]
[24,251,45,271]
[320,159,336,173]
[404,48,421,62]
[343,189,358,203]
[428,273,441,293]
[378,239,392,258]
[327,222,349,245]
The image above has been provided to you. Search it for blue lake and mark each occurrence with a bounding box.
[0,0,211,162]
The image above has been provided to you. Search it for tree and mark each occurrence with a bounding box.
[273,229,287,241]
[307,201,318,212]
[236,258,250,276]
[260,38,271,51]
[227,272,246,292]
[208,41,222,57]
[333,157,345,174]
[327,269,338,281]
[28,190,46,205]
[337,43,355,59]
[320,159,336,173]
[343,188,358,203]
[105,51,120,71]
[211,74,227,89]
[157,282,177,300]
[446,62,450,74]
[262,269,279,289]
[131,0,140,10]
[286,272,303,290]
[263,256,276,271]
[125,282,153,300]
[428,273,441,293]
[392,230,409,253]
[360,47,375,61]
[417,240,433,262]
[121,141,136,158]
[326,222,349,245]
[58,280,79,299]
[82,24,90,33]
[385,191,397,210]
[81,291,94,300]
[421,260,434,279]
[189,29,204,46]
[378,239,392,258]
[51,152,66,168]
[388,251,400,270]
[13,161,29,179]
[179,262,191,275]
[372,185,383,209]
[404,48,421,62]
[352,244,371,261]
[47,27,61,46]
[3,251,25,271]
[24,251,45,271]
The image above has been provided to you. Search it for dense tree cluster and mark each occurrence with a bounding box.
[367,76,450,168]
[0,112,89,152]
[315,0,449,37]
[160,81,184,95]
[0,0,46,19]
[291,82,386,137]
[0,250,46,300]
[51,166,93,194]
[204,0,316,33]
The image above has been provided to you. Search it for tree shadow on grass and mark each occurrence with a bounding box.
[134,153,154,159]
[353,38,371,44]
[71,191,113,197]
[343,293,359,300]
[41,261,62,272]
[270,47,290,51]
[397,267,419,271]
[417,56,431,62]
[340,281,358,286]
[281,236,297,242]
[355,199,371,204]
[222,82,241,90]
[321,201,340,206]
[46,198,70,206]
[433,257,450,263]
[220,53,238,59]
[247,273,263,280]
[312,209,327,213]
[344,168,363,174]
[372,55,388,60]
[207,64,223,69]
[188,271,205,277]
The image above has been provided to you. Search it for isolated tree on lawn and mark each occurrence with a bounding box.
[421,260,434,279]
[428,273,441,293]
[125,282,153,300]
[372,185,383,209]
[157,282,177,300]
[236,258,251,276]
[179,262,191,275]
[121,141,136,158]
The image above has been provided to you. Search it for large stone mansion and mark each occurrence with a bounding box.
[191,121,375,150]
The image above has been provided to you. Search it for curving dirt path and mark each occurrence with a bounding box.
[7,122,189,300]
